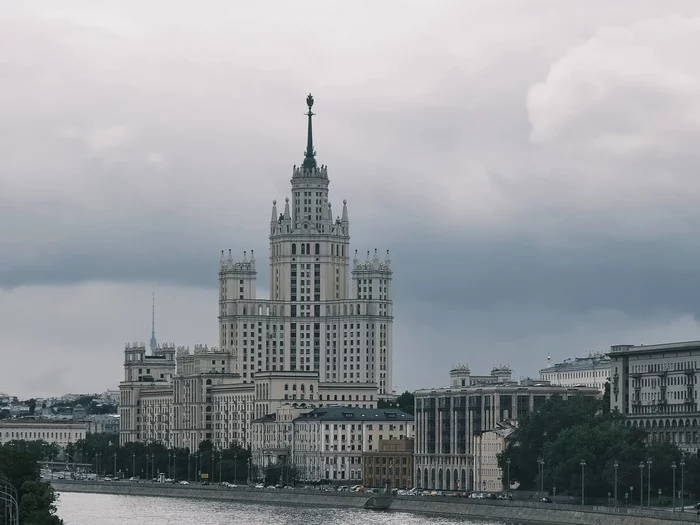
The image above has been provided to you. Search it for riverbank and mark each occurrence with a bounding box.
[51,480,691,525]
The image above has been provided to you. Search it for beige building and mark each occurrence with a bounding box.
[251,406,414,483]
[120,96,394,452]
[0,420,87,449]
[363,438,414,489]
[472,422,515,492]
[609,340,700,455]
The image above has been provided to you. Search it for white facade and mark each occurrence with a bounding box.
[120,95,394,451]
[218,95,393,396]
[539,352,611,393]
[609,341,700,455]
[252,406,414,483]
[0,420,87,448]
[472,423,515,492]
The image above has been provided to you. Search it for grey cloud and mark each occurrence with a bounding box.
[3,2,700,396]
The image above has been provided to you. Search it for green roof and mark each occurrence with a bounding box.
[294,406,413,423]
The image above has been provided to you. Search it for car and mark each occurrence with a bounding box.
[179,480,189,485]
[254,483,264,488]
[129,477,138,483]
[541,497,553,503]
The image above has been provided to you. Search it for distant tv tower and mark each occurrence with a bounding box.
[149,292,157,353]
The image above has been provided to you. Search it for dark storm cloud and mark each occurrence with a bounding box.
[3,1,700,396]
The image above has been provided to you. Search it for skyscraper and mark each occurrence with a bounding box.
[218,94,394,398]
[121,95,395,450]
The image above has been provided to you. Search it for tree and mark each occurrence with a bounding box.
[378,391,415,415]
[0,445,63,524]
[498,394,604,490]
[28,398,37,415]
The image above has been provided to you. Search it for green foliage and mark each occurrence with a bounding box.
[378,391,415,415]
[498,395,698,501]
[0,445,63,524]
[19,480,63,525]
[263,463,299,485]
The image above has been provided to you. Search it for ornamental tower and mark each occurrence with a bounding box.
[218,95,393,397]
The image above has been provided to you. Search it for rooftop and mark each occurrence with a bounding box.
[294,407,413,423]
[609,341,700,354]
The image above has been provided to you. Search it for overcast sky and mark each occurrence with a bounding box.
[3,1,700,398]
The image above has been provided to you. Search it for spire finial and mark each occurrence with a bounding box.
[149,292,157,354]
[302,93,317,170]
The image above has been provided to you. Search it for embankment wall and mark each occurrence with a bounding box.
[51,480,691,525]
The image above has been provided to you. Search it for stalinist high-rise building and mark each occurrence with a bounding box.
[120,95,395,451]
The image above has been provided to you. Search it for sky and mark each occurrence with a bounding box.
[3,1,700,398]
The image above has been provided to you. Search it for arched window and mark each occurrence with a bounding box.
[301,244,306,255]
[292,244,297,255]
[306,243,310,254]
[315,243,320,255]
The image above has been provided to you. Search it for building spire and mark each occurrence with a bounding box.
[302,93,317,170]
[149,292,157,353]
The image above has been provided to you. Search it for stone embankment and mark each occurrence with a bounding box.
[52,480,692,525]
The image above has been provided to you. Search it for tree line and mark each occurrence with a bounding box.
[497,389,698,504]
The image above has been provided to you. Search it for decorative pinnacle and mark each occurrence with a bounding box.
[302,93,317,170]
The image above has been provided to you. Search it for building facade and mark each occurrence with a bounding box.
[217,94,393,396]
[0,420,87,449]
[472,422,515,493]
[539,351,611,393]
[251,406,414,484]
[414,367,599,492]
[120,95,394,451]
[609,341,700,455]
[363,438,414,490]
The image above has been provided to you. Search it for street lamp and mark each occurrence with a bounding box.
[671,462,677,513]
[506,458,511,497]
[613,460,619,509]
[132,452,136,479]
[646,459,652,508]
[234,454,238,484]
[113,452,117,477]
[680,458,685,512]
[580,460,586,506]
[638,461,644,509]
[537,458,544,497]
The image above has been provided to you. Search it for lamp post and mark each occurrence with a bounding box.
[537,458,544,497]
[580,460,586,506]
[613,460,619,509]
[680,458,685,512]
[506,458,511,497]
[247,457,251,485]
[638,461,644,509]
[672,462,677,513]
[113,452,117,477]
[234,454,238,484]
[195,453,199,483]
[132,452,136,479]
[187,454,191,482]
[646,459,652,508]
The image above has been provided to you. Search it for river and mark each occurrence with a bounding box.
[56,492,511,525]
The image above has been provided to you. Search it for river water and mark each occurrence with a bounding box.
[56,492,511,525]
